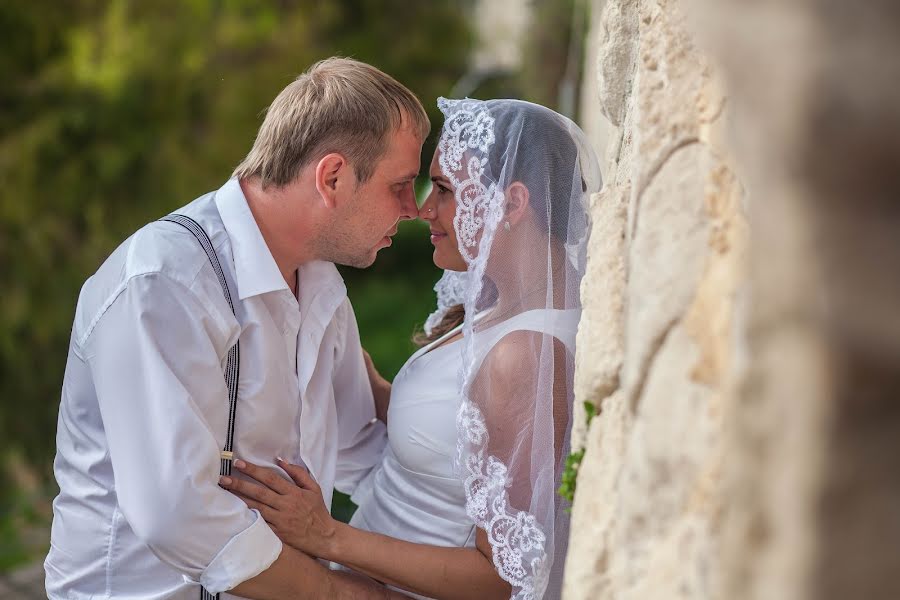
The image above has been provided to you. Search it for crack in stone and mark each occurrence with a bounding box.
[629,317,680,414]
[631,137,701,240]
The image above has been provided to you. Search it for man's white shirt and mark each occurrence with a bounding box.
[45,178,387,599]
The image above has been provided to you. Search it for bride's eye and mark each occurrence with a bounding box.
[437,184,450,195]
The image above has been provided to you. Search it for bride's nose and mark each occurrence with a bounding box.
[418,194,436,221]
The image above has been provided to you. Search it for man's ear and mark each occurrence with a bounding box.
[504,181,530,225]
[315,153,351,209]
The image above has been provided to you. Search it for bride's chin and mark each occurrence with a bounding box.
[432,251,466,272]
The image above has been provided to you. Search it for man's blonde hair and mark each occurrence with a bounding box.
[233,57,430,188]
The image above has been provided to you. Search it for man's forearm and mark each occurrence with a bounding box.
[230,545,327,600]
[230,545,397,600]
[330,570,411,600]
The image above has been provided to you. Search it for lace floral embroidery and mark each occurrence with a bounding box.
[439,97,552,600]
[437,98,502,264]
[423,271,469,337]
[461,433,550,600]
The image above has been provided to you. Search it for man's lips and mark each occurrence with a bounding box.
[376,229,397,249]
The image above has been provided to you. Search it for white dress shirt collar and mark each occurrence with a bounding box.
[214,178,347,309]
[214,178,289,301]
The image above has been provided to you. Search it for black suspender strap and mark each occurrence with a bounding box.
[159,214,239,600]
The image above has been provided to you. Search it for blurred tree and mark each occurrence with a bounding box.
[519,0,588,118]
[0,0,470,568]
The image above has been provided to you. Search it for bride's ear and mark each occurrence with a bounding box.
[503,182,530,226]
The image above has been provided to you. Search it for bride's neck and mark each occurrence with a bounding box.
[487,242,570,318]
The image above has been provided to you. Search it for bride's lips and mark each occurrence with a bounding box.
[430,229,447,244]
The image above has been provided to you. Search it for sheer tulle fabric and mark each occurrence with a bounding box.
[423,270,469,337]
[435,98,602,600]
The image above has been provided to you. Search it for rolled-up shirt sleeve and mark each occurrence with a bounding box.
[331,300,388,495]
[82,272,282,593]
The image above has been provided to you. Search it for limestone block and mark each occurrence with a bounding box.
[608,323,717,599]
[632,0,715,200]
[563,387,631,599]
[580,0,616,159]
[571,186,628,450]
[622,143,711,405]
[595,0,639,128]
[567,0,746,598]
[694,2,900,599]
[570,0,900,597]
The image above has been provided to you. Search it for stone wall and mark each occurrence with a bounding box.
[565,0,900,599]
[564,0,745,597]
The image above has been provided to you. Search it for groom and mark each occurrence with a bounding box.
[45,57,427,599]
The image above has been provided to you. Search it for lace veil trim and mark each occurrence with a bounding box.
[438,97,551,600]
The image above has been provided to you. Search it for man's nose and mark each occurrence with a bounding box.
[399,187,418,221]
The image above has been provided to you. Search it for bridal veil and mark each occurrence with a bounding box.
[431,97,601,599]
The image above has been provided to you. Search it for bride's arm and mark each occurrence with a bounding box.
[327,522,510,600]
[363,349,392,424]
[221,459,510,600]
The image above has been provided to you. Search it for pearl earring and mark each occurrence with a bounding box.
[504,221,511,232]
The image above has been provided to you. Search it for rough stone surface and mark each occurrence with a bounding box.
[564,0,746,598]
[567,0,900,598]
[697,1,900,599]
[570,186,627,449]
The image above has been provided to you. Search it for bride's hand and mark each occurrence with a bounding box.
[219,458,337,559]
[362,348,391,423]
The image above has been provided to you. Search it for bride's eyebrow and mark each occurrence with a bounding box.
[430,174,450,184]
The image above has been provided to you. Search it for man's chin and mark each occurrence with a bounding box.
[358,253,378,268]
[339,250,378,269]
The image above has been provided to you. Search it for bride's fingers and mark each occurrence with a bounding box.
[276,457,319,491]
[233,460,295,495]
[233,492,273,518]
[219,475,282,508]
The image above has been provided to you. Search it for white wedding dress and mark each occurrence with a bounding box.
[347,308,579,600]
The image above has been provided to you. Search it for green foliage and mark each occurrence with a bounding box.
[0,0,470,569]
[558,401,598,506]
[584,399,598,423]
[557,448,585,505]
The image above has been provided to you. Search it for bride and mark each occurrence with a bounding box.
[220,97,601,600]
